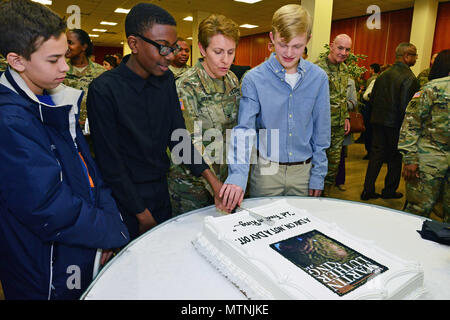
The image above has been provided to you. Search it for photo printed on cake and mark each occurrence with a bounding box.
[270,230,389,296]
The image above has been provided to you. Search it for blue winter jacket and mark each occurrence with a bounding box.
[0,69,130,300]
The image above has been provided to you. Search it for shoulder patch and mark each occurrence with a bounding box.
[412,91,422,99]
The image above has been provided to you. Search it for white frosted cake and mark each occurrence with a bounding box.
[193,200,425,300]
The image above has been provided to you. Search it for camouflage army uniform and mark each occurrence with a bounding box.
[315,56,350,190]
[63,59,105,128]
[398,76,449,222]
[0,54,8,73]
[417,67,430,88]
[169,64,190,80]
[168,59,240,216]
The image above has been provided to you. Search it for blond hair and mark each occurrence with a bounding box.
[198,14,240,49]
[271,4,312,42]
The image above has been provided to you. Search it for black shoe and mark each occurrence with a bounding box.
[381,192,403,199]
[360,191,381,200]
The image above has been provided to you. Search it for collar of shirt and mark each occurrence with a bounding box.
[266,53,306,81]
[115,55,165,93]
[322,56,347,73]
[195,58,238,95]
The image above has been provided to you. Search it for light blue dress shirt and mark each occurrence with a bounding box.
[225,53,331,191]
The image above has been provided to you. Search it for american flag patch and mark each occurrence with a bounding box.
[413,91,422,99]
[179,99,185,110]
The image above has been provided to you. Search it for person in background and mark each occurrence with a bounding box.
[64,29,105,133]
[366,63,381,87]
[335,78,358,191]
[220,4,331,210]
[169,37,190,79]
[361,42,420,200]
[168,14,241,215]
[87,3,227,240]
[103,55,118,70]
[417,52,438,87]
[113,52,123,65]
[0,0,129,300]
[398,49,449,222]
[315,34,352,197]
[0,53,7,74]
[302,46,308,60]
[230,62,251,82]
[359,63,381,158]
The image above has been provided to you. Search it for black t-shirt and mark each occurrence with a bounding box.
[87,55,209,215]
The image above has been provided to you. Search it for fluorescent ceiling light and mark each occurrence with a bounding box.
[114,8,130,14]
[89,34,99,38]
[183,16,193,21]
[32,0,52,5]
[93,29,107,32]
[234,0,262,4]
[187,37,193,40]
[240,24,259,29]
[100,21,118,26]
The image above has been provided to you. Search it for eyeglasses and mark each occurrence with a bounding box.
[135,34,180,56]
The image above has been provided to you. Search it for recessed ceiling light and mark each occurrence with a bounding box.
[183,16,193,21]
[31,0,52,4]
[234,0,262,4]
[89,34,99,38]
[114,8,130,14]
[93,29,107,32]
[100,21,118,26]
[240,24,259,29]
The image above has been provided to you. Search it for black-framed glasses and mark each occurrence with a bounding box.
[135,34,180,56]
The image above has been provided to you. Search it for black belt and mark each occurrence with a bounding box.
[278,158,312,166]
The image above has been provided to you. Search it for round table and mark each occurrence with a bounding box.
[81,197,450,300]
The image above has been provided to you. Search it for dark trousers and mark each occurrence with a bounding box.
[363,124,402,195]
[361,102,373,155]
[120,177,172,240]
[336,146,346,186]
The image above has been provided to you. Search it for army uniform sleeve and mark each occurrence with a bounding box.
[398,91,428,164]
[176,79,199,135]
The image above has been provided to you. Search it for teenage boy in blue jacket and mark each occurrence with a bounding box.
[0,0,129,300]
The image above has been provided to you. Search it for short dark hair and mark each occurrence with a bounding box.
[370,63,380,73]
[103,55,118,68]
[69,29,94,57]
[125,3,176,38]
[428,49,450,81]
[0,0,66,59]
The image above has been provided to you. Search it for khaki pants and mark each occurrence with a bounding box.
[249,157,311,197]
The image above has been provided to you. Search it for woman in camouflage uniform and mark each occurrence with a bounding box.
[398,50,450,222]
[168,14,241,215]
[64,29,105,133]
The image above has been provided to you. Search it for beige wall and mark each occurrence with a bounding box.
[302,0,334,63]
[410,0,439,75]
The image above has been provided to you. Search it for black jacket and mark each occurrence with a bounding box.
[369,61,420,128]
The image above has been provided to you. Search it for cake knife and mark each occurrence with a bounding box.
[237,205,275,226]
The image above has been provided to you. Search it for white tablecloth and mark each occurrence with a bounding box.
[82,197,450,300]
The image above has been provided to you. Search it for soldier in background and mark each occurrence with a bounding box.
[169,37,190,79]
[64,29,105,133]
[398,49,449,222]
[417,52,438,88]
[168,14,240,215]
[315,34,352,196]
[0,54,7,73]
